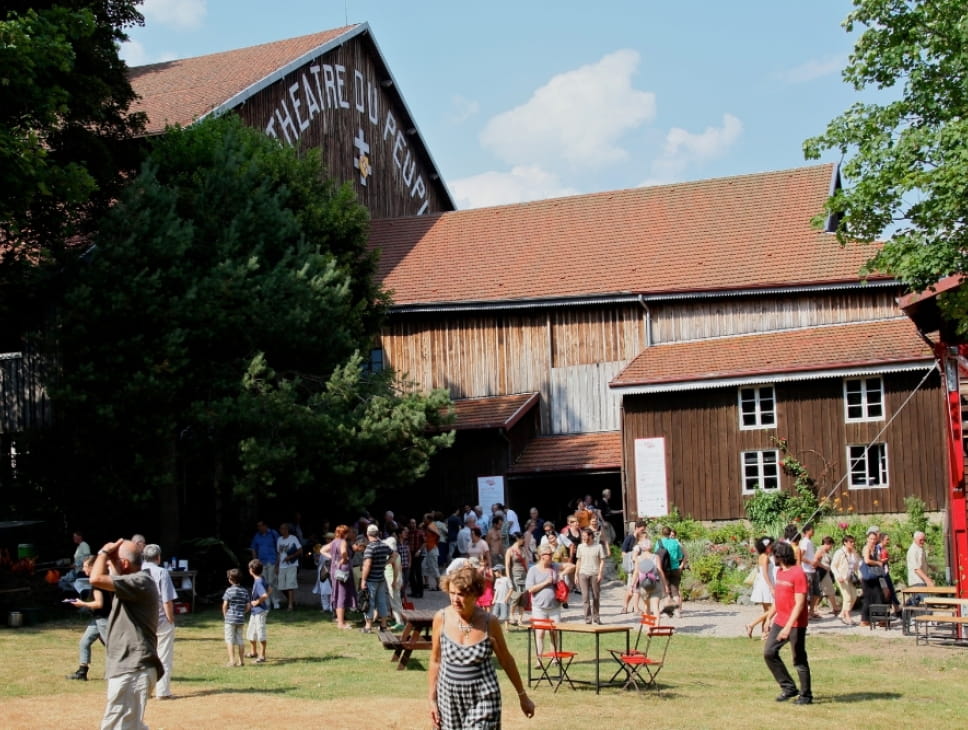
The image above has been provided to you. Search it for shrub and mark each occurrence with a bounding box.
[707,522,750,545]
[690,551,724,584]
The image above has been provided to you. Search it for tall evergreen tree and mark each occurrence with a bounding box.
[49,115,453,547]
[0,1,145,340]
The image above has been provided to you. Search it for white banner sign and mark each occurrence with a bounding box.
[634,437,669,518]
[477,475,505,512]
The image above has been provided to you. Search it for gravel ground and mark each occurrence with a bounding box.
[299,575,908,641]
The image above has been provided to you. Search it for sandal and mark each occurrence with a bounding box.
[745,624,754,639]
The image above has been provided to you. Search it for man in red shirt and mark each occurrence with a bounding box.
[763,540,812,705]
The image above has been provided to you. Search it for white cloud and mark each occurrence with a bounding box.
[119,40,149,66]
[448,95,480,124]
[479,50,656,171]
[644,113,743,185]
[450,165,578,209]
[141,0,207,30]
[774,54,846,84]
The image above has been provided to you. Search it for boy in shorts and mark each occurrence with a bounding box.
[492,564,512,628]
[247,559,271,663]
[222,568,249,666]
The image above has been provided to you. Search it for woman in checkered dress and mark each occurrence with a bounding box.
[429,565,534,729]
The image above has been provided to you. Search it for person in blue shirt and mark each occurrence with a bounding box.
[249,521,280,609]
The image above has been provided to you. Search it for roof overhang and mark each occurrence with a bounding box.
[444,393,539,432]
[611,360,936,396]
[389,279,899,315]
[508,432,622,475]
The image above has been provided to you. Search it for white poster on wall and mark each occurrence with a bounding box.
[477,475,505,512]
[634,437,669,518]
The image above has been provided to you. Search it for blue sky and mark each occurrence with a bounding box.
[122,1,870,210]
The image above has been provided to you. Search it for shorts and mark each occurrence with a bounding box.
[493,602,509,621]
[247,611,268,642]
[224,622,244,645]
[530,604,561,622]
[277,563,298,591]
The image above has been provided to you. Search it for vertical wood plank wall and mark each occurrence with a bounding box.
[621,370,947,521]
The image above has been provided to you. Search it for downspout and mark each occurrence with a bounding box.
[637,295,652,347]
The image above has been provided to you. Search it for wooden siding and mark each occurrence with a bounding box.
[650,290,900,343]
[233,34,451,218]
[1,349,52,433]
[621,370,947,521]
[381,305,647,434]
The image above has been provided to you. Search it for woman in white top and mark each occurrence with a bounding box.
[746,536,776,639]
[574,528,607,624]
[830,535,861,625]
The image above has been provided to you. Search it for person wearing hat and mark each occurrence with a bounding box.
[360,523,392,633]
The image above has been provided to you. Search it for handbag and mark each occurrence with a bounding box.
[743,567,758,587]
[555,578,570,602]
[333,567,350,583]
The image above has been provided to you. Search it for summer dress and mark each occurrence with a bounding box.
[436,609,502,729]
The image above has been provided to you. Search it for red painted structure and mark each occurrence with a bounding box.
[900,275,968,598]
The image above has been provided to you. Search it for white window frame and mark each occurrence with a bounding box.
[738,385,776,430]
[843,376,885,422]
[741,449,780,493]
[847,443,889,489]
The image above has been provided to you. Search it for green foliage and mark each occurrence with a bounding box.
[905,496,929,534]
[47,115,453,540]
[0,1,145,338]
[745,438,830,532]
[707,521,750,545]
[660,507,704,541]
[689,552,724,584]
[804,0,968,328]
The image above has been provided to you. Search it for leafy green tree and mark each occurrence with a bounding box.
[805,0,968,324]
[48,115,453,547]
[0,1,145,340]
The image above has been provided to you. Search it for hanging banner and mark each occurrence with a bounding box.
[634,437,669,518]
[477,476,505,512]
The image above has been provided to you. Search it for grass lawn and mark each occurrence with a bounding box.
[2,606,966,729]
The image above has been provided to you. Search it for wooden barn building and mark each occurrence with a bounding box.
[127,23,454,218]
[370,164,947,524]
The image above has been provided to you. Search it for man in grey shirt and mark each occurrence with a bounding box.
[90,538,163,729]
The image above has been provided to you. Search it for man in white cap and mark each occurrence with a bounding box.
[360,523,391,633]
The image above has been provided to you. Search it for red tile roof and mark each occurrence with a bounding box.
[128,26,357,134]
[449,393,539,431]
[372,164,887,307]
[509,432,622,474]
[611,318,934,391]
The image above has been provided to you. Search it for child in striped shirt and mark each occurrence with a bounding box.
[222,568,250,666]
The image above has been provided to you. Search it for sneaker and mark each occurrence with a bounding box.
[662,605,676,617]
[776,691,798,702]
[561,601,569,609]
[67,668,88,681]
[389,623,406,631]
[793,696,813,705]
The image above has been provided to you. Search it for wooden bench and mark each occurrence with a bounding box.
[378,629,432,669]
[913,614,968,646]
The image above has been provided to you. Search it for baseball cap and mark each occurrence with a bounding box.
[366,524,380,536]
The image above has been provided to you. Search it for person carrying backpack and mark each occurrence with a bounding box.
[656,526,688,617]
[633,538,666,617]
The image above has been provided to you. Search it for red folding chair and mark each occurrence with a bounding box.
[529,617,577,693]
[608,613,674,693]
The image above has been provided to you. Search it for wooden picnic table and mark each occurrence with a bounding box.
[900,585,957,596]
[380,609,436,670]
